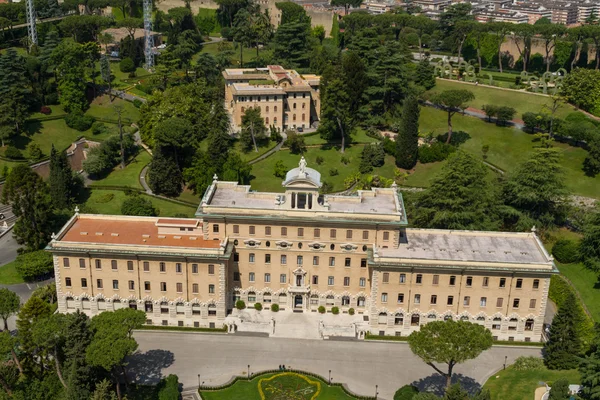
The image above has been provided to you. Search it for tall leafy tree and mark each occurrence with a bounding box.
[62,312,93,400]
[2,165,54,252]
[0,48,33,145]
[584,136,600,177]
[330,0,363,15]
[548,378,570,400]
[429,89,475,144]
[537,23,567,72]
[544,292,585,370]
[395,96,420,170]
[0,289,20,331]
[49,145,76,210]
[580,210,600,273]
[341,51,367,120]
[16,296,53,369]
[275,2,310,24]
[318,69,351,153]
[222,152,252,184]
[488,22,511,72]
[240,107,267,152]
[407,320,493,389]
[53,42,89,113]
[580,327,600,400]
[147,150,183,197]
[273,21,312,68]
[512,23,534,72]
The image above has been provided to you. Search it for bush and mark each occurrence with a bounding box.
[45,92,59,105]
[348,308,355,315]
[495,106,517,126]
[284,132,306,154]
[92,122,109,136]
[418,142,456,163]
[28,143,43,161]
[4,146,23,159]
[331,306,339,315]
[341,156,350,165]
[383,137,396,156]
[15,250,54,281]
[482,104,498,122]
[329,168,339,176]
[235,300,246,310]
[65,112,94,131]
[158,374,180,400]
[254,303,262,311]
[40,106,52,115]
[270,304,279,312]
[512,356,546,371]
[119,57,136,73]
[318,306,325,314]
[394,385,419,400]
[552,239,580,264]
[121,195,159,216]
[273,160,287,179]
[133,99,143,108]
[315,156,324,165]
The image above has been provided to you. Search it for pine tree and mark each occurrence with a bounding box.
[395,96,420,170]
[63,311,93,400]
[579,330,600,400]
[148,150,183,197]
[49,145,75,210]
[548,378,570,400]
[583,136,600,177]
[544,292,585,370]
[0,48,33,144]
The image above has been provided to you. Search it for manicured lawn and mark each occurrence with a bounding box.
[177,189,201,205]
[402,161,445,188]
[200,372,356,400]
[29,104,66,119]
[428,79,579,118]
[89,150,151,189]
[236,140,279,162]
[303,128,378,146]
[198,41,257,66]
[0,260,25,285]
[82,190,196,217]
[556,262,600,322]
[483,365,580,400]
[87,95,141,123]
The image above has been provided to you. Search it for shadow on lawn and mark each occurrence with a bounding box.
[410,373,481,396]
[127,349,175,385]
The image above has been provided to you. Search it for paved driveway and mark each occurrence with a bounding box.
[0,232,19,267]
[130,332,541,400]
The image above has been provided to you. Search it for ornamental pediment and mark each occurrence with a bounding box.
[340,243,358,252]
[243,239,261,248]
[308,242,325,250]
[275,240,293,249]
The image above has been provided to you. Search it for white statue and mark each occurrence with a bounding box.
[298,156,307,176]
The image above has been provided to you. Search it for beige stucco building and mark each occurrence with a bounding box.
[223,65,320,132]
[47,158,556,341]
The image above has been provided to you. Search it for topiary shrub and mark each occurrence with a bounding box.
[418,142,456,164]
[92,122,108,135]
[315,156,324,165]
[133,99,143,108]
[4,146,23,159]
[235,300,246,310]
[254,302,262,311]
[65,112,94,132]
[40,106,52,115]
[329,168,338,176]
[119,57,136,73]
[14,250,54,281]
[157,374,180,400]
[331,306,339,315]
[348,308,355,315]
[393,385,419,400]
[512,356,546,371]
[271,303,279,312]
[318,306,325,314]
[552,239,581,264]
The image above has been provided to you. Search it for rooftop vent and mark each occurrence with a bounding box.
[95,232,103,236]
[158,235,166,239]
[189,237,197,240]
[142,234,150,238]
[111,233,119,237]
[174,236,181,239]
[80,232,88,236]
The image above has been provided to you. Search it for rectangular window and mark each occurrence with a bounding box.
[381,293,388,303]
[213,224,219,233]
[400,274,406,283]
[281,255,287,265]
[79,259,86,268]
[344,258,351,267]
[249,226,255,235]
[297,255,303,265]
[383,231,390,241]
[431,295,437,305]
[398,293,404,303]
[464,296,470,306]
[313,256,319,266]
[192,283,199,294]
[110,260,118,270]
[144,281,151,291]
[281,227,287,236]
[160,282,167,291]
[113,280,119,290]
[265,273,271,283]
[249,272,255,282]
[265,226,271,235]
[176,263,182,273]
[192,264,198,274]
[533,279,540,289]
[81,278,87,288]
[234,253,239,262]
[513,299,520,308]
[360,258,367,268]
[449,276,456,286]
[344,277,350,286]
[329,257,335,266]
[314,228,320,238]
[499,278,506,288]
[480,297,487,307]
[176,283,183,293]
[208,265,215,275]
[63,258,70,268]
[414,294,421,304]
[381,273,389,284]
[359,277,366,287]
[346,230,353,239]
[160,262,166,272]
[298,228,304,237]
[95,259,101,269]
[432,275,439,285]
[129,280,135,290]
[328,276,334,286]
[249,253,255,263]
[65,277,72,287]
[234,272,240,281]
[416,274,422,284]
[447,296,454,305]
[280,274,287,284]
[209,284,215,294]
[466,276,473,287]
[483,277,489,287]
[496,298,503,308]
[143,262,150,272]
[97,279,103,289]
[312,275,318,285]
[233,225,239,234]
[265,254,271,264]
[362,231,369,240]
[529,299,537,308]
[330,229,336,239]
[127,261,134,271]
[516,279,523,289]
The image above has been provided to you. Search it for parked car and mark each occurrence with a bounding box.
[297,127,304,133]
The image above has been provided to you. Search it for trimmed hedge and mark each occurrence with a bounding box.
[235,300,246,310]
[65,112,94,131]
[138,325,227,333]
[552,239,581,264]
[270,304,279,312]
[365,332,544,346]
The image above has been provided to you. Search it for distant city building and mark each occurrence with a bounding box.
[474,9,530,23]
[413,0,452,11]
[223,65,320,132]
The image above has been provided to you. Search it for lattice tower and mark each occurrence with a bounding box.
[25,0,38,47]
[143,0,154,70]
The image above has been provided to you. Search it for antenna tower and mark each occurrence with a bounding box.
[25,0,38,47]
[143,0,154,70]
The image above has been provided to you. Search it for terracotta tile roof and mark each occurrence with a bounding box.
[156,219,198,226]
[61,218,220,249]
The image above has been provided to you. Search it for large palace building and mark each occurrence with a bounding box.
[47,158,557,341]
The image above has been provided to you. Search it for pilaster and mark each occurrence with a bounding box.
[217,263,227,318]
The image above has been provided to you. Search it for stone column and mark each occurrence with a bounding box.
[217,263,227,319]
[369,270,380,330]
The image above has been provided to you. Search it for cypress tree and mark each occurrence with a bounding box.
[548,378,570,400]
[395,96,420,170]
[579,330,600,400]
[544,292,585,370]
[147,150,183,197]
[49,145,75,210]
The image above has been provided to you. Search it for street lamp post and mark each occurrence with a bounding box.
[375,384,379,399]
[504,356,507,370]
[248,364,251,379]
[197,374,201,387]
[329,370,331,385]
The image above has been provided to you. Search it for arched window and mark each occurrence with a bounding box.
[411,314,420,326]
[274,106,278,112]
[444,315,453,321]
[263,293,272,303]
[326,295,335,306]
[192,303,201,315]
[241,107,245,113]
[428,313,437,319]
[357,296,365,307]
[97,298,106,310]
[266,117,269,124]
[248,291,256,302]
[342,296,350,306]
[113,300,123,310]
[208,304,217,316]
[378,312,387,324]
[66,296,75,309]
[129,300,137,310]
[160,301,169,314]
[394,313,403,325]
[144,301,153,312]
[81,298,91,310]
[266,106,269,112]
[460,315,469,321]
[176,302,185,315]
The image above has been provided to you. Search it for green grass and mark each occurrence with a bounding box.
[428,79,579,118]
[556,262,600,322]
[86,95,140,123]
[483,365,580,400]
[302,128,378,146]
[200,372,356,400]
[89,151,151,189]
[198,41,257,67]
[235,140,279,162]
[82,190,196,217]
[29,105,66,119]
[177,189,201,205]
[0,260,25,285]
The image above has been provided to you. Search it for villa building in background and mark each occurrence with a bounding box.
[223,65,320,132]
[47,158,557,342]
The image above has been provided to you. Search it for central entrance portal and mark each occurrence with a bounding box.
[294,295,303,308]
